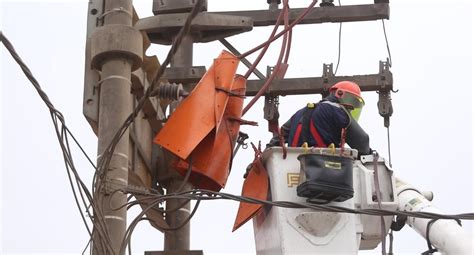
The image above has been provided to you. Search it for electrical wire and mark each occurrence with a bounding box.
[1,31,115,254]
[239,0,318,60]
[242,0,294,115]
[334,0,342,75]
[388,230,394,255]
[117,188,474,221]
[387,126,392,167]
[243,2,285,79]
[283,1,292,66]
[382,19,392,67]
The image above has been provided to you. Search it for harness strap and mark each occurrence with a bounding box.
[310,120,327,148]
[339,127,347,155]
[292,105,327,148]
[291,124,303,147]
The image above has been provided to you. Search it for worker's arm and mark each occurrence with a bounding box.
[266,118,291,148]
[346,117,371,155]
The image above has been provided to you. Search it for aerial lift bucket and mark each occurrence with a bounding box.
[174,75,247,191]
[154,50,239,160]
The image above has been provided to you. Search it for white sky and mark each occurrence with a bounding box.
[1,0,473,254]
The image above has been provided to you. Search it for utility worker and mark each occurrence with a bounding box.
[268,81,371,155]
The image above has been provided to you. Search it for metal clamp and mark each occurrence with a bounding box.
[264,95,280,121]
[377,90,393,127]
[233,132,250,157]
[237,132,249,150]
[322,63,335,97]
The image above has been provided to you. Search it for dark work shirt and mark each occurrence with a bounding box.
[268,95,371,155]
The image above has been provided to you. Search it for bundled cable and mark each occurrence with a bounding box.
[119,188,474,221]
[241,0,318,115]
[1,31,114,254]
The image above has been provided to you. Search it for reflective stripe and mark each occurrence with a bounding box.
[320,100,343,108]
[321,100,352,128]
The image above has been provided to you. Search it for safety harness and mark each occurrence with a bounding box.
[291,103,327,147]
[290,102,349,149]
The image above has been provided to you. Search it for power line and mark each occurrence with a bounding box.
[334,0,342,75]
[119,188,474,221]
[382,19,393,67]
[0,31,114,253]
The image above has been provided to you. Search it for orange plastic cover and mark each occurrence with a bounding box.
[154,50,239,160]
[174,75,247,191]
[232,158,269,232]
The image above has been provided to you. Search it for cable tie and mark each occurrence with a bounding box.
[96,75,132,88]
[215,86,245,98]
[97,7,133,21]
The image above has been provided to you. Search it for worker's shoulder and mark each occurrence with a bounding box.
[319,100,343,109]
[315,101,348,119]
[316,101,344,112]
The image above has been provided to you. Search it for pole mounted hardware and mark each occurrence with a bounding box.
[135,11,253,45]
[320,0,335,7]
[322,63,335,97]
[378,91,393,128]
[245,61,393,97]
[233,131,250,157]
[267,0,282,4]
[152,0,208,15]
[376,60,394,127]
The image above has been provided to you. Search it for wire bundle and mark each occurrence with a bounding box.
[0,31,113,253]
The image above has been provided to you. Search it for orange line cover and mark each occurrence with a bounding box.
[154,50,239,160]
[174,75,247,191]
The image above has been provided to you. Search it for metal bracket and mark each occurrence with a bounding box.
[377,91,393,128]
[264,66,280,121]
[320,0,335,7]
[219,38,266,80]
[322,63,335,97]
[83,0,105,134]
[246,61,393,96]
[136,12,253,45]
[162,66,207,83]
[216,3,390,27]
[264,95,280,122]
[233,131,250,156]
[378,59,390,91]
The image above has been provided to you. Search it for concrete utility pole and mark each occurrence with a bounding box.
[164,35,194,252]
[90,0,142,253]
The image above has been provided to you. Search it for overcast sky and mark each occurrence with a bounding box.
[1,0,473,254]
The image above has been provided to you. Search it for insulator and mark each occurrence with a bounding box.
[320,0,335,7]
[154,82,188,101]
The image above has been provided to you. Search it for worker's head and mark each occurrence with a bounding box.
[330,81,365,121]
